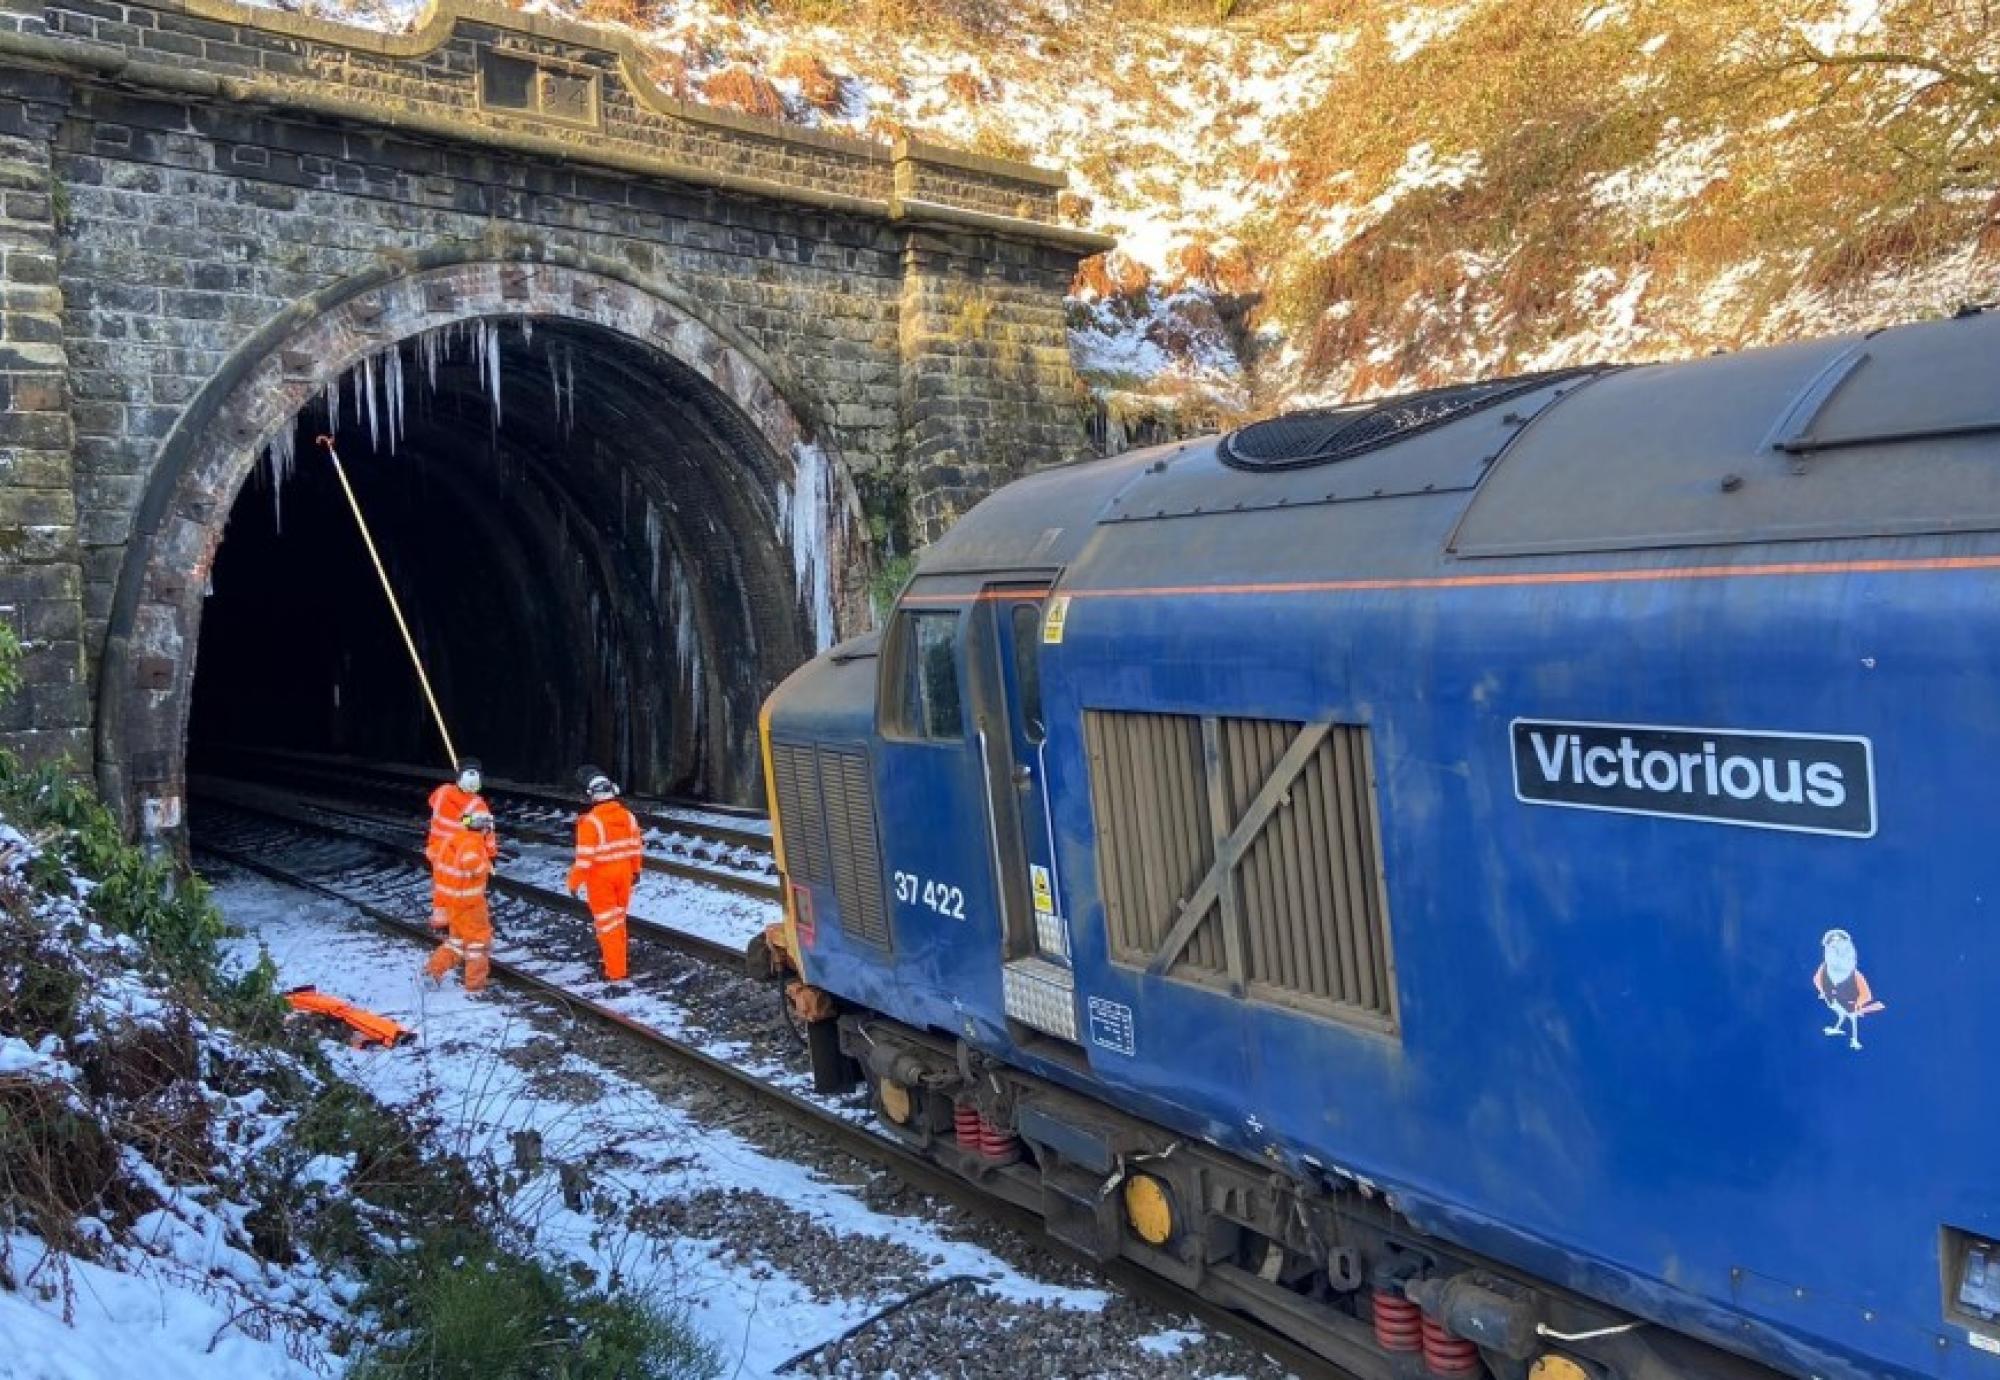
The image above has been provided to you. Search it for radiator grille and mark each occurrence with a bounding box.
[770,741,890,951]
[1083,710,1394,1027]
[822,748,891,950]
[770,741,828,884]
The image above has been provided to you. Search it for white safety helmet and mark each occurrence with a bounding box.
[456,757,483,795]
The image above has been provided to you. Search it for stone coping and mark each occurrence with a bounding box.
[159,0,1074,191]
[0,0,1116,251]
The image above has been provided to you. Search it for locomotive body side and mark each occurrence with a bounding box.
[761,312,2000,1380]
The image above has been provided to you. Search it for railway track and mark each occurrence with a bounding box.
[191,771,781,906]
[191,807,1348,1380]
[200,745,773,852]
[190,788,756,968]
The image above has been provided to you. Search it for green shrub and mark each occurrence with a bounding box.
[352,1232,720,1380]
[0,625,18,705]
[0,758,226,980]
[867,552,918,624]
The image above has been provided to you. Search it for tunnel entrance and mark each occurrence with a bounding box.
[102,262,861,831]
[188,314,834,804]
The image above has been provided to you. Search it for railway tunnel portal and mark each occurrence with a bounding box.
[174,263,834,809]
[0,0,1107,836]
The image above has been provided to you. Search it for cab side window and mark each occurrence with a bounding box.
[892,609,964,741]
[1009,604,1045,744]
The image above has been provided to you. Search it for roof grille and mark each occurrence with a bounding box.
[1220,369,1600,472]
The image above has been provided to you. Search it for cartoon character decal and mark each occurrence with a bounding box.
[1813,928,1884,1050]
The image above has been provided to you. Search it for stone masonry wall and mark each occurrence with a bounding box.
[53,80,908,689]
[5,0,898,204]
[0,71,88,766]
[0,0,1107,785]
[901,232,1092,539]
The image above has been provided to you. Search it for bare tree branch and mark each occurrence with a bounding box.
[1785,40,2000,107]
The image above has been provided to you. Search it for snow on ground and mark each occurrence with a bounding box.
[0,1232,330,1380]
[498,838,773,954]
[0,830,359,1380]
[212,871,1113,1375]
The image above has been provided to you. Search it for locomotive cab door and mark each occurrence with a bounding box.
[972,582,1082,1050]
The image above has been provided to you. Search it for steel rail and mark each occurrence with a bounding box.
[192,775,782,907]
[205,745,774,846]
[197,841,1352,1380]
[191,789,749,969]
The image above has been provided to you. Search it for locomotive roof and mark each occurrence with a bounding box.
[915,309,2000,580]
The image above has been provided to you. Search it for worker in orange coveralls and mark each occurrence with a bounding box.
[567,767,642,987]
[424,807,496,994]
[426,757,495,931]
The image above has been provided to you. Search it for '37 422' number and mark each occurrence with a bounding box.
[893,870,966,920]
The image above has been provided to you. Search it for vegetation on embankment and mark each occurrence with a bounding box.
[0,627,716,1377]
[524,0,2000,412]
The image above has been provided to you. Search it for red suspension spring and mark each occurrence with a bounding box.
[1421,1315,1481,1376]
[1371,1288,1422,1353]
[977,1117,1022,1165]
[953,1102,1023,1163]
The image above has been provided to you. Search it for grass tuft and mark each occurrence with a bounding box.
[352,1232,720,1380]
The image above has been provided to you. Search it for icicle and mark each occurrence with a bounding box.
[520,316,533,345]
[386,345,405,455]
[563,346,574,435]
[644,502,663,594]
[784,442,838,651]
[362,353,379,452]
[485,320,502,429]
[670,555,705,742]
[322,377,339,437]
[265,425,296,534]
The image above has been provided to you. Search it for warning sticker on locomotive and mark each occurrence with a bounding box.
[1042,596,1072,645]
[1512,719,1875,838]
[1087,997,1136,1057]
[1030,864,1055,915]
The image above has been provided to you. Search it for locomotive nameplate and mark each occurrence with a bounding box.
[1512,719,1875,838]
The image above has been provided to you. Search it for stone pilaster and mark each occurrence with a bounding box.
[0,70,86,768]
[898,228,1095,541]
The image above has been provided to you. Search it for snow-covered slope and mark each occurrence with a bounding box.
[257,0,2000,421]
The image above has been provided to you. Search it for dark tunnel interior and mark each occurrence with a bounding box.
[186,317,817,805]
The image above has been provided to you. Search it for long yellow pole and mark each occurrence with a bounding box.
[314,435,460,768]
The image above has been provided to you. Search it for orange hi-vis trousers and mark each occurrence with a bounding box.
[424,896,493,992]
[569,801,641,982]
[579,875,631,981]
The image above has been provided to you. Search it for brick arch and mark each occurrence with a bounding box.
[97,259,865,839]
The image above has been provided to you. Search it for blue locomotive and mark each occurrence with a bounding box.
[757,310,2000,1379]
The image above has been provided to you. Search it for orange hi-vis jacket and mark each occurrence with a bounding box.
[426,782,498,863]
[567,801,643,893]
[425,829,497,992]
[434,830,495,914]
